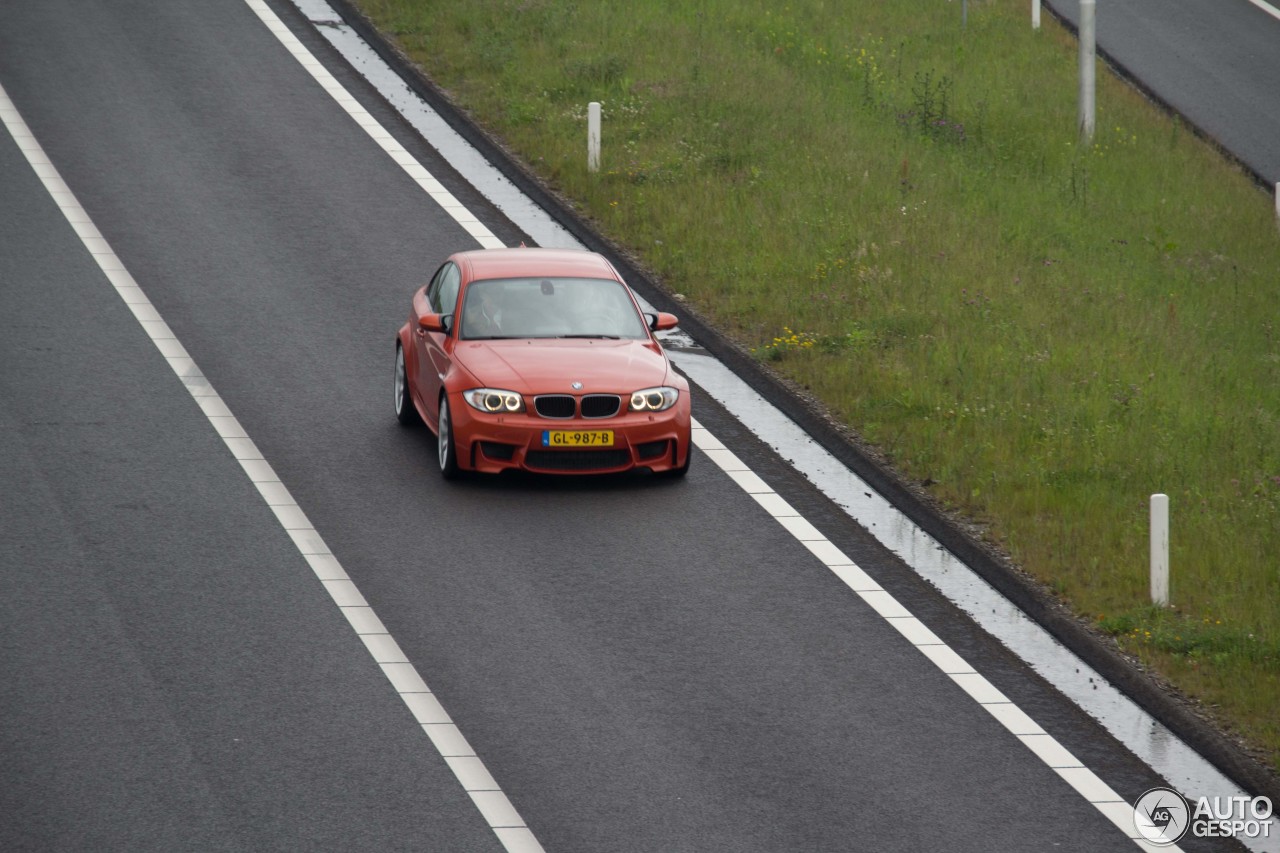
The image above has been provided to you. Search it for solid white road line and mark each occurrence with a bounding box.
[234,3,1185,844]
[243,0,505,251]
[1245,0,1280,22]
[685,421,1176,850]
[283,4,1280,851]
[8,0,1229,843]
[0,79,542,853]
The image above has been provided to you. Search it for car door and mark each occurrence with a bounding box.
[416,261,461,427]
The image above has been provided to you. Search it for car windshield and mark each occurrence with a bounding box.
[460,277,649,341]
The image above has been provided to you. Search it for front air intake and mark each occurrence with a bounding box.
[525,450,630,471]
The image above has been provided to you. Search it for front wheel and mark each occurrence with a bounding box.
[394,343,421,426]
[437,395,460,480]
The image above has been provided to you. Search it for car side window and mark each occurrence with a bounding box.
[429,263,461,316]
[425,263,446,308]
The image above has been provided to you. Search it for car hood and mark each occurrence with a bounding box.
[454,339,673,393]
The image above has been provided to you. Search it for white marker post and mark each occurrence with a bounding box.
[588,101,601,173]
[1033,0,1041,29]
[1079,0,1096,143]
[1150,493,1169,606]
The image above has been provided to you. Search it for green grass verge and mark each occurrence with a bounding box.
[353,0,1280,769]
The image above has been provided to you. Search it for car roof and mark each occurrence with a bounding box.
[454,248,620,283]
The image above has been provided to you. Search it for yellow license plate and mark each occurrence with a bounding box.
[543,429,614,447]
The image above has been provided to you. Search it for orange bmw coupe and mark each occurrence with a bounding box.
[395,248,692,479]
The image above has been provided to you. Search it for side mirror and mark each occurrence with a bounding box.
[418,313,451,334]
[647,311,679,332]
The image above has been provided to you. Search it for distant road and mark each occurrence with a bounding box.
[1048,0,1280,186]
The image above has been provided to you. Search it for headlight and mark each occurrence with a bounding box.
[629,386,679,412]
[463,388,525,413]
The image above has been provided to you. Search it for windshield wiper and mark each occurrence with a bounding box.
[559,334,620,339]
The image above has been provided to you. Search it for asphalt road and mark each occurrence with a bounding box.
[0,0,1268,851]
[1047,0,1280,185]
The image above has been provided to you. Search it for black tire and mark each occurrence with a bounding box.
[437,395,461,480]
[394,343,421,426]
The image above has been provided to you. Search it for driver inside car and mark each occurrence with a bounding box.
[466,286,504,338]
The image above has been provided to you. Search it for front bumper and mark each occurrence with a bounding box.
[449,396,692,475]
